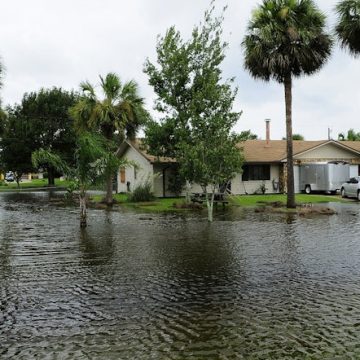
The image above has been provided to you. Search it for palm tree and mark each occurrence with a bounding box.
[70,73,149,205]
[335,0,360,56]
[242,0,332,208]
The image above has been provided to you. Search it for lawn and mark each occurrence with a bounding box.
[0,178,72,191]
[90,193,187,212]
[229,193,344,207]
[89,192,345,212]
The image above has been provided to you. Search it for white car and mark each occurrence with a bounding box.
[341,177,360,200]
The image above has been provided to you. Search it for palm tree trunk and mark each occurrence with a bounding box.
[79,188,87,228]
[105,174,113,206]
[284,74,296,209]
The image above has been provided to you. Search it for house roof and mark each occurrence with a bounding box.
[242,139,360,163]
[118,139,177,164]
[119,139,360,164]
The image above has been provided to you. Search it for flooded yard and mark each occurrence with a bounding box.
[1,192,360,359]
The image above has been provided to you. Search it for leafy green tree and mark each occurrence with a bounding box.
[143,22,194,160]
[238,130,258,140]
[0,112,35,186]
[70,73,149,205]
[0,106,6,136]
[335,0,360,55]
[338,128,360,140]
[10,88,78,185]
[180,124,243,222]
[145,4,243,220]
[242,0,332,208]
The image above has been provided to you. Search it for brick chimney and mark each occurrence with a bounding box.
[265,119,271,147]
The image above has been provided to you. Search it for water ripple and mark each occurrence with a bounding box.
[1,193,360,358]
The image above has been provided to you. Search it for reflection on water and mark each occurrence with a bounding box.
[1,193,360,359]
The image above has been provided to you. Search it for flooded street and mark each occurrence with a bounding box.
[1,192,360,359]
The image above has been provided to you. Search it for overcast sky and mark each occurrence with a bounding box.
[0,0,359,140]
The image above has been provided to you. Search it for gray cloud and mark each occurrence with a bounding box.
[0,0,358,140]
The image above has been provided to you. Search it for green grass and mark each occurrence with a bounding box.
[90,193,189,212]
[129,197,187,212]
[229,194,344,207]
[0,178,72,191]
[89,193,345,213]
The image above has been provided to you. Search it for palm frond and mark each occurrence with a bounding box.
[335,0,360,56]
[100,73,122,101]
[242,0,333,83]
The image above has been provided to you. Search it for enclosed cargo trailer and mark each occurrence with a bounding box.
[299,162,350,194]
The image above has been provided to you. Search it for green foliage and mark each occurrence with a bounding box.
[32,149,70,175]
[3,88,78,185]
[237,130,258,141]
[242,0,333,83]
[338,129,360,141]
[145,4,243,220]
[70,73,149,141]
[167,165,186,196]
[335,0,360,56]
[128,178,154,202]
[292,134,305,140]
[180,134,243,192]
[282,134,305,140]
[0,113,35,183]
[70,73,150,204]
[64,180,79,202]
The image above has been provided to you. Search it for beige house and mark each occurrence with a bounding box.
[117,139,360,197]
[117,140,202,197]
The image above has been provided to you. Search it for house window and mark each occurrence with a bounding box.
[242,164,270,181]
[120,168,126,183]
[134,167,137,180]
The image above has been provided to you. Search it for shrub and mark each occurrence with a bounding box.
[128,179,154,202]
[64,180,79,202]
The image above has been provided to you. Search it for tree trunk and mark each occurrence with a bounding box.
[79,189,87,228]
[185,180,191,204]
[48,167,55,186]
[105,174,113,206]
[206,188,215,222]
[284,74,296,209]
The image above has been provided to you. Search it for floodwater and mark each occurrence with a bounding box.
[1,192,360,359]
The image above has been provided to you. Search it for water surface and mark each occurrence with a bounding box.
[1,192,360,359]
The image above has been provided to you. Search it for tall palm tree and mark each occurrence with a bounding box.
[70,73,149,205]
[335,0,360,56]
[242,0,332,208]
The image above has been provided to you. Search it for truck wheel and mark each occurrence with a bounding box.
[305,185,311,194]
[341,188,346,198]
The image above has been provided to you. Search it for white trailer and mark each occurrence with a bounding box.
[299,162,350,194]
